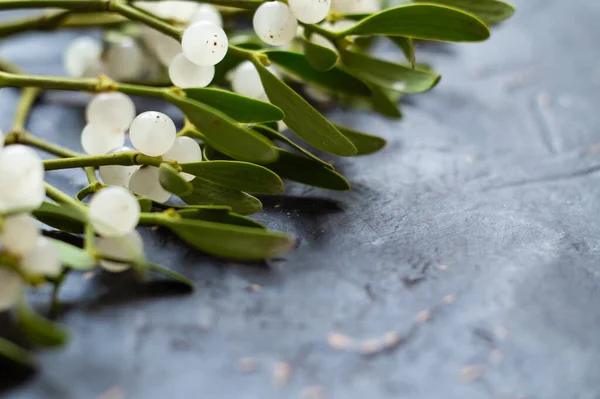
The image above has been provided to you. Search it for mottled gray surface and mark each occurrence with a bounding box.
[2,0,600,398]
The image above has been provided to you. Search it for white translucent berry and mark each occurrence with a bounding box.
[231,61,279,102]
[169,53,215,88]
[191,4,223,27]
[289,0,331,24]
[310,33,336,51]
[88,187,141,237]
[86,92,136,133]
[0,268,21,310]
[163,136,202,181]
[154,33,182,67]
[96,230,144,273]
[0,213,40,256]
[331,0,380,14]
[128,167,171,203]
[0,145,44,206]
[0,182,46,214]
[99,146,140,187]
[103,38,146,81]
[158,0,199,23]
[63,36,103,78]
[253,2,298,46]
[129,111,176,157]
[182,21,228,66]
[81,123,125,155]
[21,236,61,278]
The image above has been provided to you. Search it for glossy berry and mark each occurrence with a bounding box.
[182,21,228,66]
[103,38,146,81]
[88,186,141,237]
[0,268,21,310]
[191,4,223,27]
[231,61,278,102]
[0,213,40,256]
[0,145,44,204]
[163,136,202,181]
[96,230,144,273]
[128,166,172,203]
[154,33,182,67]
[21,237,61,277]
[129,111,176,157]
[289,0,331,24]
[169,53,215,88]
[253,2,298,46]
[86,92,136,133]
[81,123,125,155]
[331,0,380,14]
[99,146,139,187]
[64,36,103,78]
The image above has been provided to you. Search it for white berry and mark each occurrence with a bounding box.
[191,4,223,27]
[169,53,215,88]
[103,38,146,81]
[96,230,144,273]
[163,136,202,181]
[0,268,21,310]
[0,213,40,256]
[182,21,228,66]
[63,36,103,78]
[0,145,44,205]
[331,0,380,14]
[310,32,336,51]
[21,236,61,277]
[81,123,125,155]
[253,2,298,46]
[231,61,279,102]
[129,111,176,157]
[154,33,182,67]
[289,0,331,24]
[88,187,141,237]
[86,92,136,133]
[99,146,140,187]
[129,167,171,203]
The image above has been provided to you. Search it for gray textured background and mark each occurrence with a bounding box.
[2,0,600,398]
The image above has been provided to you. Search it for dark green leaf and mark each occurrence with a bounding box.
[388,36,415,67]
[368,83,403,118]
[168,95,278,164]
[301,37,339,71]
[0,336,36,367]
[264,50,370,97]
[181,178,262,215]
[343,4,490,42]
[335,124,387,155]
[158,163,193,196]
[254,60,358,157]
[48,238,96,271]
[178,208,266,229]
[183,88,284,123]
[147,263,194,289]
[266,149,350,190]
[414,0,515,24]
[16,298,69,348]
[33,202,85,234]
[181,161,284,195]
[161,218,294,260]
[340,48,440,93]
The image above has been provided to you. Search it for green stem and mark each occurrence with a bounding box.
[0,0,110,12]
[85,167,99,184]
[110,2,182,40]
[43,152,162,170]
[0,58,21,73]
[138,212,167,225]
[6,132,81,158]
[12,88,41,132]
[45,183,88,213]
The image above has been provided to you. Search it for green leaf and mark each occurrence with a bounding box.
[264,50,371,97]
[368,83,403,118]
[161,218,294,260]
[343,4,490,42]
[178,208,266,229]
[413,0,515,24]
[301,37,339,71]
[158,163,193,196]
[168,95,278,164]
[254,60,358,157]
[181,161,284,195]
[147,263,194,289]
[16,298,69,348]
[33,202,85,234]
[340,48,440,93]
[388,36,415,67]
[48,238,96,271]
[184,88,284,123]
[335,124,387,155]
[266,149,350,190]
[181,178,262,215]
[0,336,36,367]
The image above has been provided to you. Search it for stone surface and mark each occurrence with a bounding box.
[2,0,600,398]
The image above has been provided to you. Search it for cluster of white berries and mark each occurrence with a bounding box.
[82,92,202,203]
